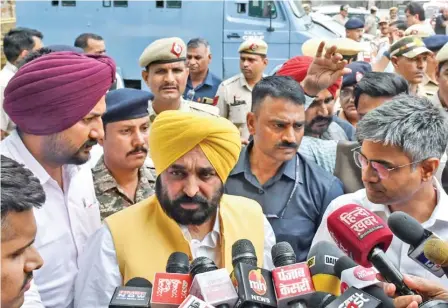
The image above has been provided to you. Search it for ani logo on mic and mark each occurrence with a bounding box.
[248,270,267,296]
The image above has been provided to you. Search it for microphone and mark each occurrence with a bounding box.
[327,204,415,296]
[308,292,337,308]
[178,295,216,308]
[335,256,394,308]
[325,287,382,308]
[109,277,152,308]
[151,252,193,308]
[189,256,239,308]
[388,211,446,278]
[306,241,345,296]
[271,242,315,307]
[424,238,448,276]
[230,239,277,308]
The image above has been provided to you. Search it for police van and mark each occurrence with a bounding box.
[16,0,337,89]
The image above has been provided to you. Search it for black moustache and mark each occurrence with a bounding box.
[83,139,98,148]
[310,116,331,125]
[277,142,298,149]
[127,147,148,156]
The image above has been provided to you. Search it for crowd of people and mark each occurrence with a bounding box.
[0,1,448,308]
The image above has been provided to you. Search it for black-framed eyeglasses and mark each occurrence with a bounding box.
[352,147,422,179]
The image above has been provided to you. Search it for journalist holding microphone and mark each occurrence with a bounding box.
[74,110,276,307]
[382,275,448,308]
[312,94,448,287]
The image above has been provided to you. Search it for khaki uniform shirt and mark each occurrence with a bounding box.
[422,75,439,98]
[148,98,219,122]
[215,73,253,140]
[92,157,156,220]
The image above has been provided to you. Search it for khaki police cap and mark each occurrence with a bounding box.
[302,38,325,57]
[139,37,186,68]
[302,38,365,57]
[238,38,268,56]
[326,38,366,56]
[378,15,389,24]
[436,42,448,64]
[390,7,398,12]
[390,36,431,58]
[404,24,433,38]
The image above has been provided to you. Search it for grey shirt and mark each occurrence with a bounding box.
[224,142,344,261]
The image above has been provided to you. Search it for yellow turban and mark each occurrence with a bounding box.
[149,111,241,182]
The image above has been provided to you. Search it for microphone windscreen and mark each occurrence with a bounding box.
[232,239,257,267]
[424,238,448,267]
[272,241,296,267]
[190,257,218,278]
[388,211,425,247]
[308,292,336,308]
[126,277,153,288]
[166,252,190,274]
[327,204,393,268]
[307,241,345,296]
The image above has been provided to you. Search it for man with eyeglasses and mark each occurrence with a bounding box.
[312,95,448,287]
[337,61,372,127]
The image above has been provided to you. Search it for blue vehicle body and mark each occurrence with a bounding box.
[16,0,336,89]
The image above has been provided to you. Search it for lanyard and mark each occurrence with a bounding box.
[265,154,300,220]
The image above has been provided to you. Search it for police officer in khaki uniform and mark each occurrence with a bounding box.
[422,35,448,98]
[390,36,432,96]
[389,7,398,23]
[139,37,219,122]
[215,38,268,141]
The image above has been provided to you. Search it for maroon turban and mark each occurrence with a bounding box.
[276,56,341,98]
[4,52,116,135]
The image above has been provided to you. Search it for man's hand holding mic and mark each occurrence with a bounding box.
[380,274,448,308]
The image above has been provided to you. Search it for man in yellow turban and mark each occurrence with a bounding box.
[74,111,276,307]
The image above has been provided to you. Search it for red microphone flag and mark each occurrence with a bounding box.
[327,204,393,268]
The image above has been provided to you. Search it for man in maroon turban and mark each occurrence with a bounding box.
[276,55,355,142]
[1,51,115,308]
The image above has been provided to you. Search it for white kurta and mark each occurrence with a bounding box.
[1,131,101,308]
[311,179,448,288]
[74,215,276,308]
[0,62,17,132]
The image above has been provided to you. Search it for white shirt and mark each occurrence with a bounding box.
[21,280,44,308]
[1,131,101,308]
[74,214,276,308]
[332,14,348,26]
[115,72,124,89]
[0,62,17,132]
[311,179,448,288]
